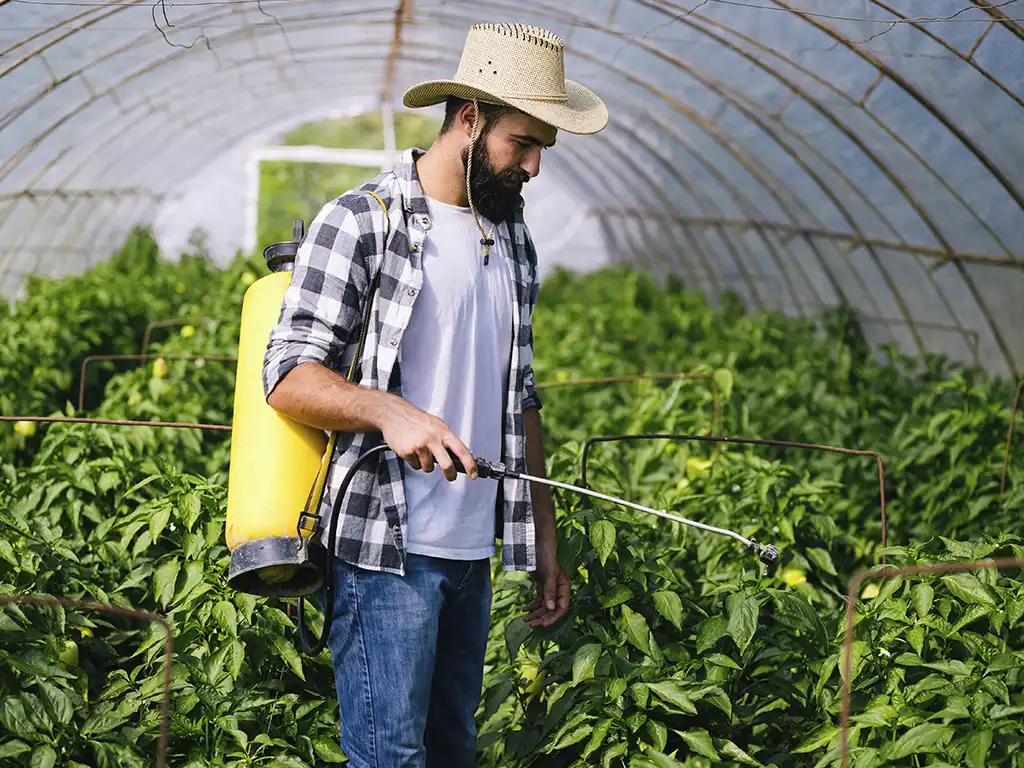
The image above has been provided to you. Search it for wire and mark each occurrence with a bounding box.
[702,0,1021,23]
[6,0,1023,20]
[605,0,1021,66]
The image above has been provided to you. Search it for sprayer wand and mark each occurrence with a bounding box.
[297,445,779,657]
[449,453,779,566]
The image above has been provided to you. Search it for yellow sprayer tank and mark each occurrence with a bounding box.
[225,220,329,597]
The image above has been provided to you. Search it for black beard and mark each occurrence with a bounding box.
[461,140,529,224]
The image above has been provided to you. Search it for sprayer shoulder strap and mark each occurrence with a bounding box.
[299,189,390,535]
[345,189,389,382]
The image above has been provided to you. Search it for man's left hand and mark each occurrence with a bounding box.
[523,557,570,629]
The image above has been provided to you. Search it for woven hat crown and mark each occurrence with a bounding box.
[402,21,608,135]
[455,23,569,103]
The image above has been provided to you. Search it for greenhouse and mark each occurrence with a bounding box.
[0,1,1021,766]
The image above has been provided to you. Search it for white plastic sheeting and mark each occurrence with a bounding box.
[0,0,1020,374]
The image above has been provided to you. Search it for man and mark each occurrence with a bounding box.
[262,21,607,768]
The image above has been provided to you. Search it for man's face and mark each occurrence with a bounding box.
[462,109,557,223]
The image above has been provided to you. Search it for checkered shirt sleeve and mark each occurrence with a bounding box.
[263,196,377,396]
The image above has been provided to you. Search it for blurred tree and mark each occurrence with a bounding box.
[256,110,441,250]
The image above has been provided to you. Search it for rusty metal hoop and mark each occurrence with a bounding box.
[1,414,230,432]
[78,353,238,410]
[0,594,173,768]
[140,316,235,355]
[840,556,1024,768]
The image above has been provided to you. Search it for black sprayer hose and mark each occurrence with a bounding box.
[297,442,390,656]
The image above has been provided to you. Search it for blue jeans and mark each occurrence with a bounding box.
[326,553,493,768]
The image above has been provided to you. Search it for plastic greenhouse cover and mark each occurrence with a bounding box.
[0,0,1019,375]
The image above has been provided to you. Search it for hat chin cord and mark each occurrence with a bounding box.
[466,99,497,265]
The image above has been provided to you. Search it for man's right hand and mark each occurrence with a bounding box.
[378,395,478,482]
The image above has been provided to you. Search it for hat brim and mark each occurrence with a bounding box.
[402,79,608,135]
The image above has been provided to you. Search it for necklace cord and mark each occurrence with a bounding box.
[466,99,496,264]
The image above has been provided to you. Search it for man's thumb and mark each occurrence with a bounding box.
[543,579,556,612]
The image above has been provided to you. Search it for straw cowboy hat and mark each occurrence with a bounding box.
[403,22,608,135]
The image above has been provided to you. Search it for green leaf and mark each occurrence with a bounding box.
[704,653,741,670]
[696,616,727,654]
[604,677,627,701]
[153,557,180,608]
[30,745,56,768]
[882,724,954,761]
[678,728,719,759]
[599,583,633,608]
[906,626,925,656]
[713,368,734,400]
[572,643,602,685]
[148,503,171,542]
[582,718,613,759]
[629,682,649,709]
[952,604,990,634]
[591,520,616,567]
[630,749,682,768]
[5,650,73,680]
[715,739,762,766]
[980,677,1009,705]
[266,758,310,768]
[647,681,697,715]
[965,729,993,768]
[173,560,205,604]
[854,701,898,728]
[0,740,32,758]
[940,573,995,606]
[726,592,758,655]
[505,616,531,660]
[645,716,667,753]
[653,591,683,630]
[987,653,1023,672]
[80,712,127,736]
[0,697,37,739]
[793,723,839,753]
[213,600,238,637]
[180,492,203,530]
[312,738,347,763]
[37,682,72,726]
[0,540,17,567]
[97,471,120,493]
[989,704,1024,719]
[602,742,628,768]
[271,635,305,681]
[621,605,652,656]
[806,547,837,576]
[911,583,933,618]
[840,641,871,685]
[550,723,593,751]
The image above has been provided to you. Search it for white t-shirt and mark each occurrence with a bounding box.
[400,196,515,560]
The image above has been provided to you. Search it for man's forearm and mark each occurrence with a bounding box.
[266,361,394,433]
[524,406,558,559]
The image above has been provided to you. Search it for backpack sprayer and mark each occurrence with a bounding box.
[224,218,779,655]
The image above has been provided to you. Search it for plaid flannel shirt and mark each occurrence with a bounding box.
[263,148,543,576]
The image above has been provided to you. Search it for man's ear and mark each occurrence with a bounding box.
[457,101,480,137]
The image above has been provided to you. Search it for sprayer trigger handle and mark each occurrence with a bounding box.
[447,450,494,479]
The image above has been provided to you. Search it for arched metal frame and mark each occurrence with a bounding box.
[0,0,1020,374]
